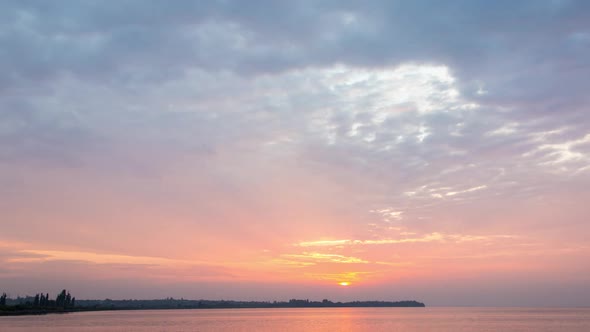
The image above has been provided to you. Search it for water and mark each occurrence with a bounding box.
[2,307,590,331]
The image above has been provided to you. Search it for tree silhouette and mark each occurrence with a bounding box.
[56,289,67,308]
[0,292,6,306]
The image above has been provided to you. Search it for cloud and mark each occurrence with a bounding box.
[296,233,515,247]
[282,252,369,264]
[2,1,588,178]
[9,249,199,266]
[1,1,589,304]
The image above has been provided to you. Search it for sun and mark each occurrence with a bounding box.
[338,282,350,286]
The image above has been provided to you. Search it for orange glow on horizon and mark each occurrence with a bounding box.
[339,282,350,286]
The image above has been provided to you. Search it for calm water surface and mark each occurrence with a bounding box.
[2,307,590,331]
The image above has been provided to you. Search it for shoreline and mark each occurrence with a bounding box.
[1,302,426,316]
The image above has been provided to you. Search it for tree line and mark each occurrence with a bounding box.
[0,289,75,309]
[73,298,425,309]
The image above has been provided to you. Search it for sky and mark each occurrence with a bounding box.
[1,0,589,307]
